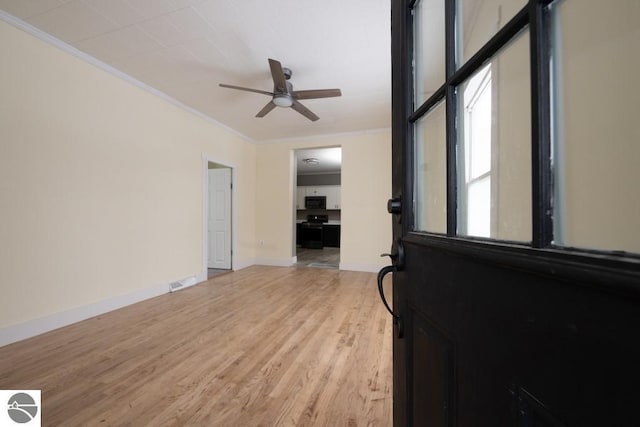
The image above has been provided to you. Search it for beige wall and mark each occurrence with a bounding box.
[255,131,392,271]
[341,133,393,270]
[0,20,256,330]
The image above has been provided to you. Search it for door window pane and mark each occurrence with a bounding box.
[461,64,492,237]
[414,0,446,106]
[457,29,531,241]
[415,100,447,233]
[457,0,527,66]
[551,0,640,253]
[467,175,491,236]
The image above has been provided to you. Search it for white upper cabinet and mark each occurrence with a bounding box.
[305,186,324,196]
[325,186,341,210]
[297,185,341,210]
[296,186,306,209]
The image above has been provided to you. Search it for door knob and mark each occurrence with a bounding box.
[387,197,401,214]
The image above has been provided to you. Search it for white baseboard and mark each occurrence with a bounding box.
[0,275,204,347]
[199,258,255,277]
[233,257,255,271]
[339,262,383,273]
[195,270,208,283]
[169,275,199,293]
[255,257,297,267]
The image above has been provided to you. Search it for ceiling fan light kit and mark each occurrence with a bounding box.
[273,94,293,108]
[219,58,342,122]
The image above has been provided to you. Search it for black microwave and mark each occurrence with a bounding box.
[305,196,326,209]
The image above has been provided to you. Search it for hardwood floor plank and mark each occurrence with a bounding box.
[0,266,392,426]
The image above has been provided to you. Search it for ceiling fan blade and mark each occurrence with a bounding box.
[291,99,319,122]
[268,58,288,93]
[292,89,342,100]
[219,83,273,96]
[256,101,276,118]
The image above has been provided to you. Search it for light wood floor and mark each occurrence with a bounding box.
[0,266,392,426]
[208,268,232,279]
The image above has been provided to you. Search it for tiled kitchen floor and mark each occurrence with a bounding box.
[295,247,340,268]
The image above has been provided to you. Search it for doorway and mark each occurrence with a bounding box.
[294,147,342,269]
[207,162,232,279]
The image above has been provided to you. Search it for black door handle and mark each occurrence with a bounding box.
[377,264,397,318]
[377,264,403,338]
[377,239,405,338]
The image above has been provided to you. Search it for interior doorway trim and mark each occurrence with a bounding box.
[201,154,236,281]
[292,146,343,269]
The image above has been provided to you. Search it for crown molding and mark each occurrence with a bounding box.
[256,127,392,144]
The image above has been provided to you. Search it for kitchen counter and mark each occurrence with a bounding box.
[296,220,341,225]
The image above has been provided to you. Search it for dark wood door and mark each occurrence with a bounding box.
[385,0,640,425]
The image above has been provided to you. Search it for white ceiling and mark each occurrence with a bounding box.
[0,0,391,142]
[296,147,341,175]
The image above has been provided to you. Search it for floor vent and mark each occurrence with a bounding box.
[169,276,197,293]
[169,282,183,292]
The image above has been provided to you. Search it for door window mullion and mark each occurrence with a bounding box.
[444,0,457,236]
[410,87,446,123]
[412,0,537,242]
[529,0,553,248]
[450,6,529,87]
[446,1,530,238]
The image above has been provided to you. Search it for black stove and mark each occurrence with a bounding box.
[305,214,329,224]
[301,215,328,248]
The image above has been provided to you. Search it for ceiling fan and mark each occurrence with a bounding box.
[219,58,341,122]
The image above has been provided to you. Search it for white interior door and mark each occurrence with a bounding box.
[208,168,231,269]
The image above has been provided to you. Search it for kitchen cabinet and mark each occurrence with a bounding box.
[296,187,306,209]
[324,186,341,210]
[305,186,325,196]
[297,185,341,210]
[323,224,340,247]
[296,223,302,245]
